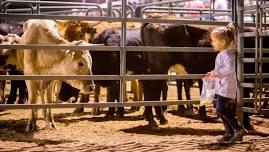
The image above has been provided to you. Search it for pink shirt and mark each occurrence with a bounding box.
[213,49,237,99]
[185,1,205,9]
[184,0,205,18]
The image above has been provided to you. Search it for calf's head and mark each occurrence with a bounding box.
[63,40,95,94]
[57,21,97,43]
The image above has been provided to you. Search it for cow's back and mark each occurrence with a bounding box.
[141,23,216,74]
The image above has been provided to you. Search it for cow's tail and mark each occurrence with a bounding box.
[140,23,149,46]
[140,23,150,74]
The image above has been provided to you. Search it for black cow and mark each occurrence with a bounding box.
[141,23,217,127]
[0,23,27,105]
[0,22,23,36]
[58,28,143,118]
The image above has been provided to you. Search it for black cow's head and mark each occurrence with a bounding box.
[0,34,20,71]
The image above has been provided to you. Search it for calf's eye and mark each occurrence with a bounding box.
[78,34,83,38]
[78,62,84,67]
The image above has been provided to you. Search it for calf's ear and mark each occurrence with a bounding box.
[55,20,66,30]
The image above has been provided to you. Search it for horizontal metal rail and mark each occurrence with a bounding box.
[42,10,89,15]
[0,74,206,81]
[143,10,231,16]
[0,100,201,109]
[242,58,269,63]
[242,97,269,103]
[0,97,267,110]
[142,7,231,13]
[4,6,98,11]
[241,83,269,88]
[0,44,217,52]
[242,107,269,114]
[243,5,259,11]
[0,13,122,22]
[136,0,188,8]
[244,73,269,79]
[244,48,269,53]
[0,13,262,27]
[0,73,268,81]
[0,44,120,51]
[0,0,102,8]
[2,44,269,53]
[240,31,269,37]
[0,13,229,25]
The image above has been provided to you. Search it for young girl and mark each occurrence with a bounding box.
[204,23,246,143]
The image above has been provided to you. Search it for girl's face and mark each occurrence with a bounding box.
[211,35,226,52]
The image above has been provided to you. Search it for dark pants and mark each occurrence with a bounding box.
[6,69,28,104]
[214,95,240,134]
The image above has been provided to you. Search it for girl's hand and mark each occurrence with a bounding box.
[202,72,211,80]
[203,71,219,80]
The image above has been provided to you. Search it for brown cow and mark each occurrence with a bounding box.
[57,21,142,115]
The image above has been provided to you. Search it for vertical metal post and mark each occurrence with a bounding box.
[0,0,3,13]
[107,0,112,17]
[254,0,260,111]
[259,0,263,109]
[120,0,127,108]
[236,0,244,124]
[209,0,213,20]
[36,0,40,14]
[0,0,3,23]
[212,0,215,20]
[134,6,142,18]
[232,0,237,22]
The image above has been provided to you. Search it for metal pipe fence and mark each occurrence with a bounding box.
[0,0,268,114]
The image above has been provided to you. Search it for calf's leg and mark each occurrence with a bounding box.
[142,80,165,128]
[44,81,57,130]
[176,80,186,113]
[18,80,28,104]
[26,80,38,132]
[185,80,194,115]
[92,84,101,115]
[6,80,18,104]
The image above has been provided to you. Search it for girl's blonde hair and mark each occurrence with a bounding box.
[210,22,237,50]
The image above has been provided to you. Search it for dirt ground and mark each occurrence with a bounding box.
[1,83,269,152]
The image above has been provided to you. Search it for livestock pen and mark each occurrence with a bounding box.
[1,0,269,151]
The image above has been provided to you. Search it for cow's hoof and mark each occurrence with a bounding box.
[92,108,101,115]
[177,105,186,114]
[162,106,168,112]
[115,113,124,119]
[244,124,255,133]
[26,121,38,132]
[73,108,84,113]
[197,109,207,121]
[184,109,194,115]
[159,117,168,125]
[105,113,114,119]
[148,120,158,128]
[196,114,207,121]
[45,122,57,130]
[18,99,27,104]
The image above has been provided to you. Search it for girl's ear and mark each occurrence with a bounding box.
[221,39,226,47]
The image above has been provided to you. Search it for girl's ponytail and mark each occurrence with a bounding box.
[226,22,237,49]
